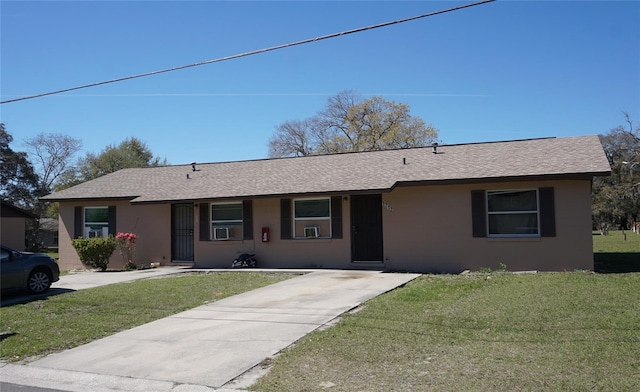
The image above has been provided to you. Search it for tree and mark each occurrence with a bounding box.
[268,91,438,157]
[24,133,82,199]
[61,137,168,187]
[268,119,316,158]
[22,133,83,251]
[0,123,39,209]
[592,112,640,230]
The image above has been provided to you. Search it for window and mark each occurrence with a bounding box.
[487,190,539,237]
[74,206,115,238]
[199,201,252,241]
[84,207,109,238]
[211,203,243,241]
[293,198,331,238]
[472,188,555,238]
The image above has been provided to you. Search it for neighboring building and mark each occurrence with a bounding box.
[42,136,611,272]
[39,218,59,249]
[1,201,37,251]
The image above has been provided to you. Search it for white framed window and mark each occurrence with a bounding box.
[211,202,243,241]
[293,198,331,238]
[84,207,109,238]
[487,189,539,237]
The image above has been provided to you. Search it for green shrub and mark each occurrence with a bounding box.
[72,236,117,271]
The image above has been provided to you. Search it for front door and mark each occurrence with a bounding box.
[171,203,194,262]
[350,194,383,263]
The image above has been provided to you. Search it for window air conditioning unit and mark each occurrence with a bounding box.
[304,226,320,238]
[214,227,230,240]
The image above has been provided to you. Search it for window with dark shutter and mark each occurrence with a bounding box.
[539,187,556,237]
[74,206,83,238]
[471,190,487,237]
[280,199,292,239]
[243,200,253,240]
[331,196,343,239]
[474,187,556,238]
[199,203,209,241]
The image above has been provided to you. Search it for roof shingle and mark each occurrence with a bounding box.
[41,136,611,203]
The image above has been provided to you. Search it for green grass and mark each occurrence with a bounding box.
[252,273,640,392]
[593,230,640,272]
[593,230,640,252]
[0,272,293,362]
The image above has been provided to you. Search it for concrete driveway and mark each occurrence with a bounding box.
[1,266,188,307]
[1,269,419,391]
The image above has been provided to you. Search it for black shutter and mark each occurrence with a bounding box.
[471,190,487,237]
[331,196,343,239]
[108,206,117,236]
[539,187,556,237]
[243,200,253,240]
[199,202,210,241]
[74,206,83,238]
[280,199,291,240]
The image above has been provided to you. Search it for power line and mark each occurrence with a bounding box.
[1,0,496,105]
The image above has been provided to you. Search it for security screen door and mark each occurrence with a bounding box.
[171,203,194,262]
[350,194,383,262]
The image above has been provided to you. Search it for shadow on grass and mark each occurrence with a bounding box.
[0,287,75,308]
[594,253,640,273]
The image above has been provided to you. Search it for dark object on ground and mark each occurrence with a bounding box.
[231,253,257,268]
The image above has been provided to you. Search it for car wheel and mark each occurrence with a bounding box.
[28,270,52,294]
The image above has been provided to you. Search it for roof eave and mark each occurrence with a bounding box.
[40,196,138,203]
[392,171,611,189]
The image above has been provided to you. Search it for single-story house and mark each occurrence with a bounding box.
[1,201,37,251]
[42,135,611,272]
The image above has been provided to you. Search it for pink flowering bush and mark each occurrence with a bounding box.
[115,232,137,270]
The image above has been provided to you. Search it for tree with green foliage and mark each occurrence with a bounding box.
[59,137,168,188]
[268,91,438,157]
[592,112,640,230]
[0,123,39,209]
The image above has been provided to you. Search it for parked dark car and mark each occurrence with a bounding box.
[1,245,60,294]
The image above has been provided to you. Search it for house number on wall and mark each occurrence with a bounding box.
[382,201,393,212]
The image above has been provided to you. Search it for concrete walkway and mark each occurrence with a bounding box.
[51,266,191,290]
[1,269,419,391]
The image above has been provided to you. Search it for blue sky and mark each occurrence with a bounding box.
[1,0,639,166]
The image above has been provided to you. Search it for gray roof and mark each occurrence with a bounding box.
[42,136,611,204]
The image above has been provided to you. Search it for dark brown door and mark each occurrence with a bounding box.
[350,194,383,262]
[172,203,194,262]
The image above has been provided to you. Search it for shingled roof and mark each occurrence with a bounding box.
[41,135,610,204]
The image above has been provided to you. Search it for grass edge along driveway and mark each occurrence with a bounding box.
[253,272,640,392]
[0,272,294,362]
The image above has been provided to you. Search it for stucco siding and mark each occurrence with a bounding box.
[194,197,351,268]
[58,201,171,271]
[383,180,593,272]
[1,217,27,250]
[55,179,594,272]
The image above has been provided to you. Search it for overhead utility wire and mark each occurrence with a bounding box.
[1,0,495,105]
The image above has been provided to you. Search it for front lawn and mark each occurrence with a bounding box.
[0,272,293,362]
[253,272,640,392]
[593,229,640,252]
